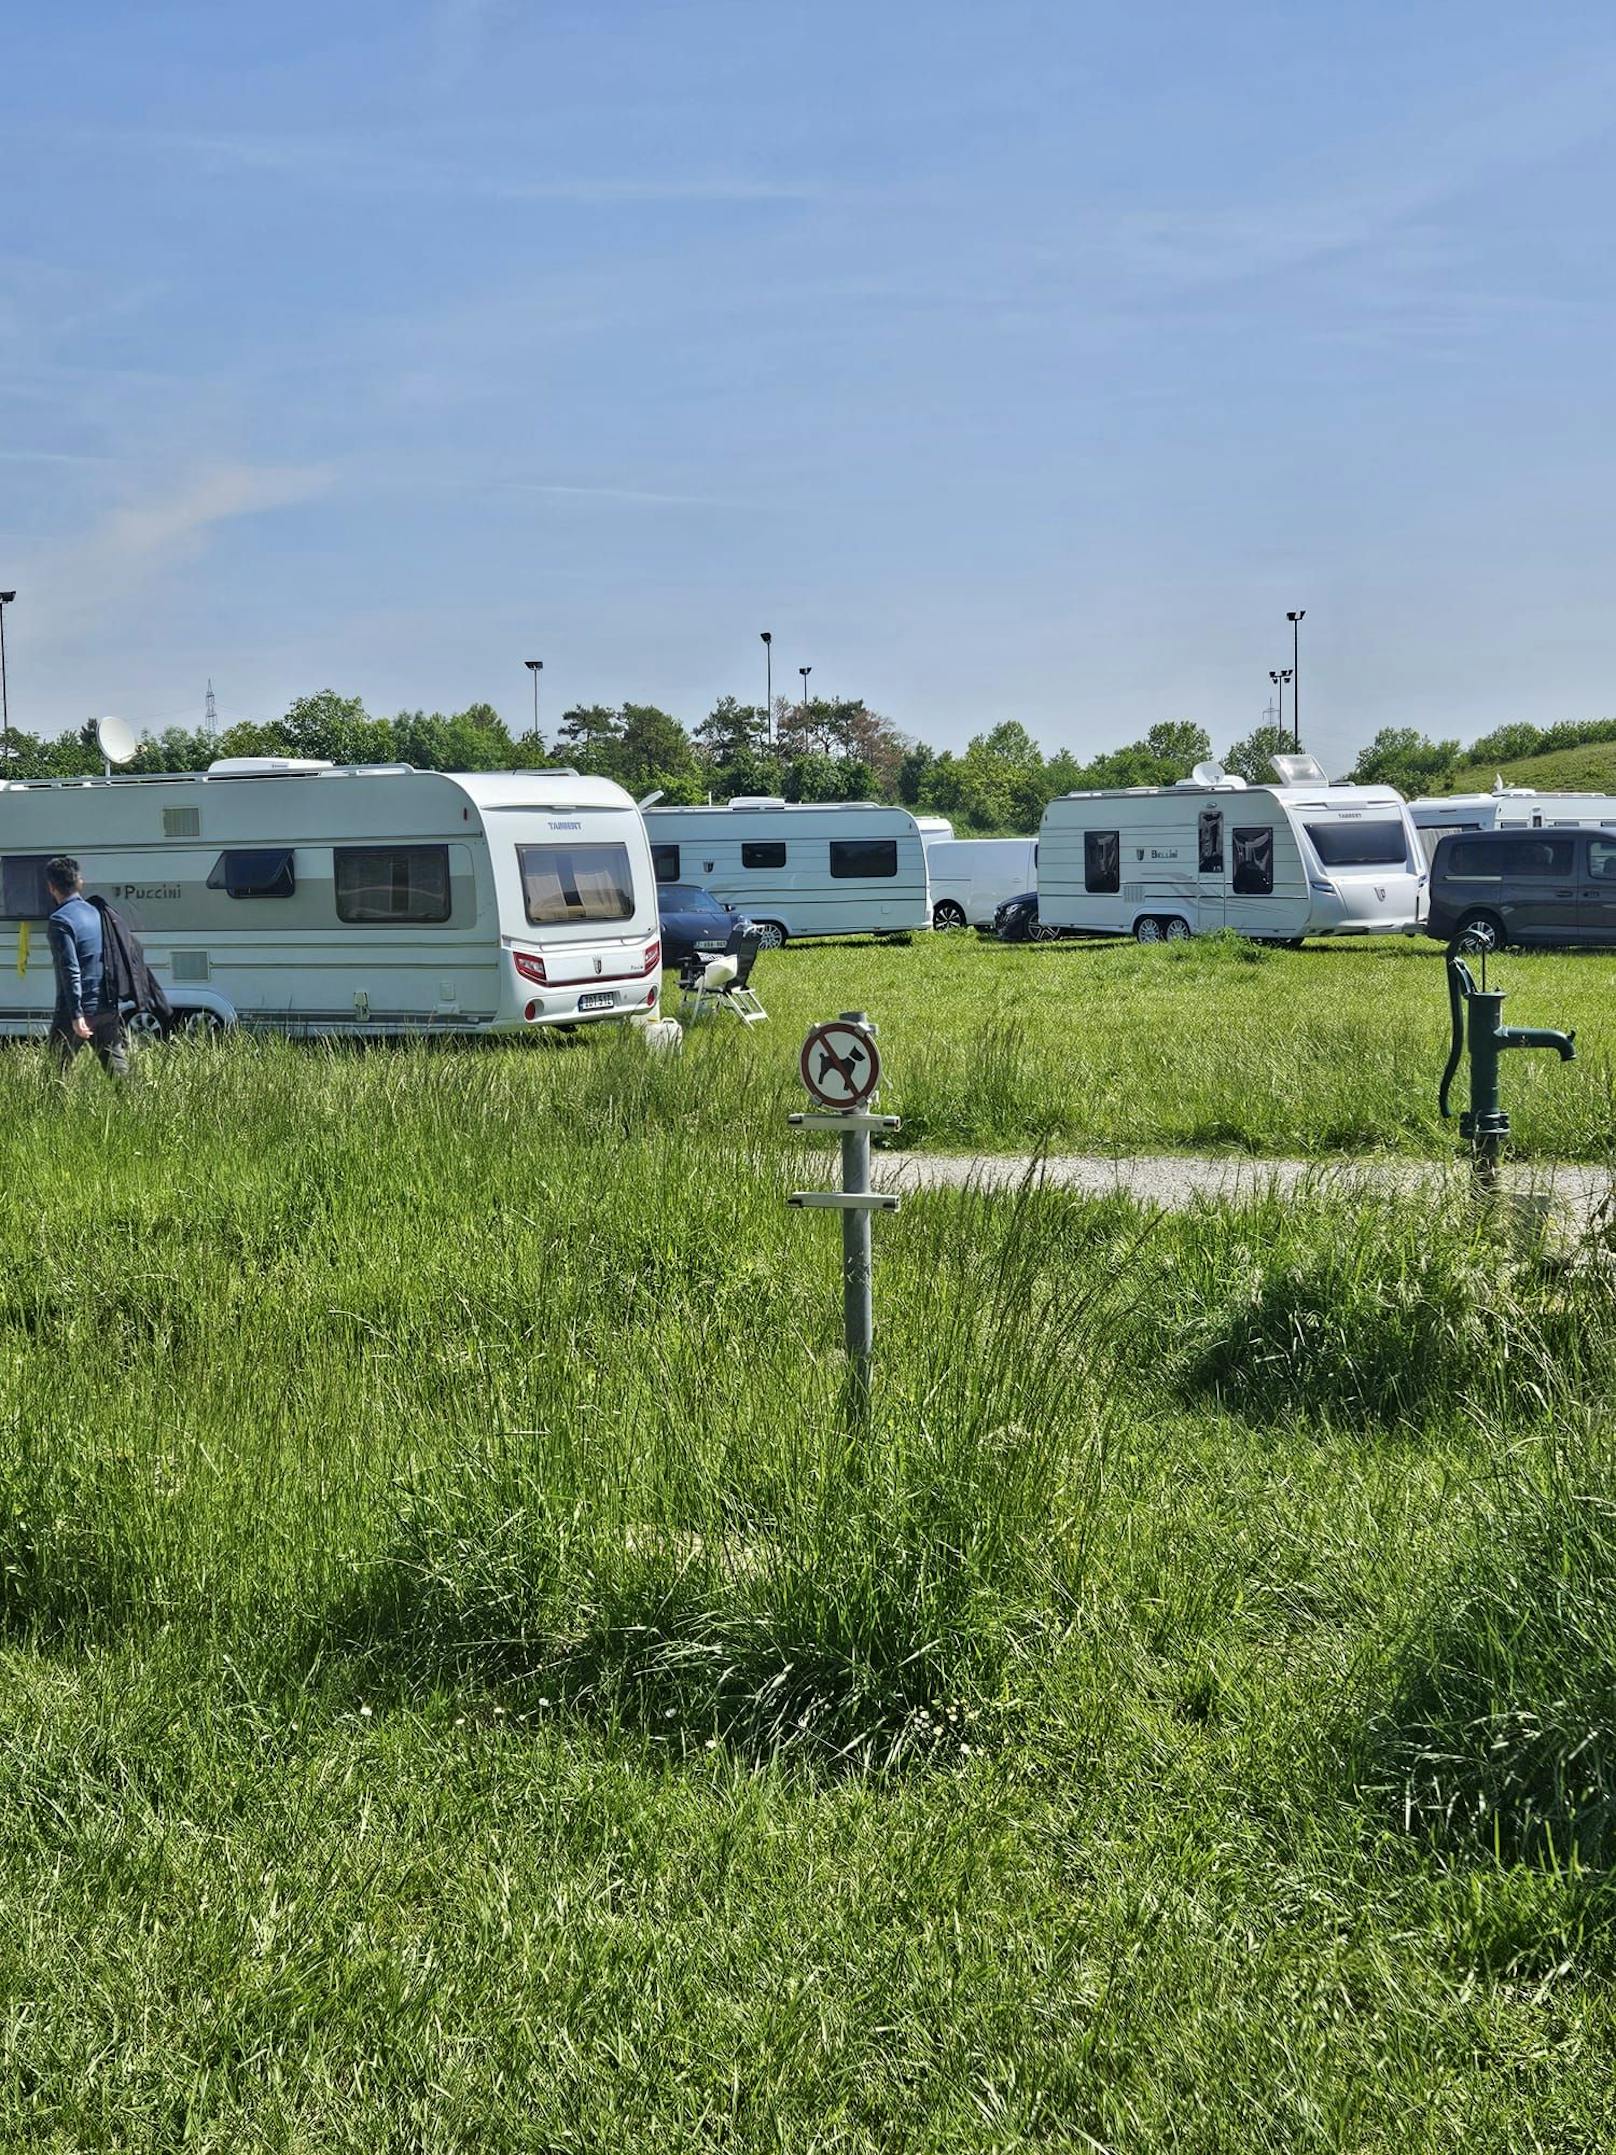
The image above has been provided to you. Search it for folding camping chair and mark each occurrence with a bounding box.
[677,931,768,1024]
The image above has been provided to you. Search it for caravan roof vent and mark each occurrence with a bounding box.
[1271,751,1329,786]
[728,795,787,809]
[208,757,334,778]
[1190,760,1226,787]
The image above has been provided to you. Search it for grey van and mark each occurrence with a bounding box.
[1427,827,1616,952]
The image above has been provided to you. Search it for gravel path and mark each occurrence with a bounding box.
[867,1150,1615,1219]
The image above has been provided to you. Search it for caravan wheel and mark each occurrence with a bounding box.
[1134,916,1165,944]
[1162,917,1192,942]
[178,1009,227,1038]
[124,1008,167,1045]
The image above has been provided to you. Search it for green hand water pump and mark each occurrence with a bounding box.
[1439,953,1575,1182]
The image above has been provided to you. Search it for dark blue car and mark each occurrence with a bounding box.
[656,883,757,970]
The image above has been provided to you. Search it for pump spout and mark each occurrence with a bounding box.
[1496,1024,1576,1061]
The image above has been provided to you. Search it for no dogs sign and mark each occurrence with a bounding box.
[799,1019,881,1111]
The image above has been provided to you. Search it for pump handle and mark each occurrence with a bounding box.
[1439,956,1473,1120]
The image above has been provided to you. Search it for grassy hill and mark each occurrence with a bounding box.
[1443,739,1616,795]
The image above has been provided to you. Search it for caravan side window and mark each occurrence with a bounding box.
[1083,830,1120,894]
[207,848,296,898]
[829,839,897,879]
[335,846,452,924]
[0,855,55,920]
[1198,811,1223,874]
[741,841,787,870]
[1231,827,1275,896]
[651,844,680,883]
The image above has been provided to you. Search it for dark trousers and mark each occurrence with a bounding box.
[50,1008,130,1080]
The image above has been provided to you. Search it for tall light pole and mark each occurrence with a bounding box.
[0,591,14,774]
[798,665,812,741]
[760,630,772,746]
[1286,609,1305,749]
[1268,667,1291,740]
[524,659,543,750]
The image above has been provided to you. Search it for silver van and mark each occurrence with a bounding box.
[1427,827,1616,952]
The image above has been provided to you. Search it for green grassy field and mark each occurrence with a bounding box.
[3,945,1615,2148]
[703,931,1615,1159]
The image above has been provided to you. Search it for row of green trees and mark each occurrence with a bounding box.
[1346,715,1616,795]
[3,690,1356,832]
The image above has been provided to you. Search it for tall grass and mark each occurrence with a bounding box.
[3,1016,1616,2144]
[721,930,1616,1158]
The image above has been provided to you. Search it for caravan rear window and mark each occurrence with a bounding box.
[1232,827,1275,896]
[829,839,898,879]
[518,843,635,924]
[1304,820,1407,868]
[335,846,452,924]
[0,855,55,920]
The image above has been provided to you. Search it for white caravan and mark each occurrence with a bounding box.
[923,836,1038,929]
[1409,783,1616,862]
[1037,756,1425,943]
[641,799,932,946]
[0,760,663,1037]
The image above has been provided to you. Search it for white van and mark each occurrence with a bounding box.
[0,760,663,1036]
[1409,784,1616,863]
[1038,756,1424,942]
[923,836,1038,930]
[641,799,932,947]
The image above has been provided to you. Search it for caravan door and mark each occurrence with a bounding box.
[1196,808,1226,932]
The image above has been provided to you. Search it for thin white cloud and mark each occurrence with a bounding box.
[1094,51,1616,297]
[502,481,732,508]
[0,448,121,467]
[91,462,331,564]
[24,461,333,643]
[80,128,820,207]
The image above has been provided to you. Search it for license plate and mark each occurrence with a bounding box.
[578,990,616,1012]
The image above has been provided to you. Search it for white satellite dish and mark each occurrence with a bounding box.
[93,714,137,768]
[1191,759,1226,786]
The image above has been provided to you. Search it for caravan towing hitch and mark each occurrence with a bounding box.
[1439,953,1575,1188]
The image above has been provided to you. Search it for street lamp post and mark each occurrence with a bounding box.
[0,592,14,774]
[761,630,772,746]
[1268,667,1292,740]
[798,665,812,742]
[524,659,543,750]
[1286,609,1305,748]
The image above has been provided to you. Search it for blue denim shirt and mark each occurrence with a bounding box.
[46,894,105,1021]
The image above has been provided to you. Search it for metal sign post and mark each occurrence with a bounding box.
[789,1011,899,1428]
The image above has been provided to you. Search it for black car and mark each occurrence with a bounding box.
[993,890,1064,943]
[656,882,758,970]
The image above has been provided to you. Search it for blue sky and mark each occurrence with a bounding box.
[4,0,1616,773]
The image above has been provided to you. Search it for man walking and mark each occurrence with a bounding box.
[44,856,128,1079]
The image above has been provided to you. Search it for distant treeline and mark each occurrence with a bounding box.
[1348,717,1616,795]
[3,693,1298,834]
[14,691,1615,831]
